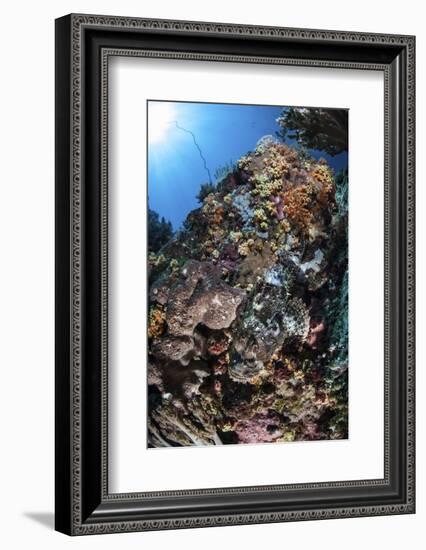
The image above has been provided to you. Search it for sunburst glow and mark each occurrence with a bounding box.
[148,102,175,144]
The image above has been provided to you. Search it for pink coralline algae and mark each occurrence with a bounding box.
[306,319,325,349]
[234,411,284,444]
[147,139,348,447]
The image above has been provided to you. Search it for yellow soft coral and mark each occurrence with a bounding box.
[263,147,290,179]
[148,306,166,339]
[250,174,282,198]
[254,207,268,224]
[237,154,252,171]
[148,252,166,267]
[229,231,243,243]
[238,238,255,257]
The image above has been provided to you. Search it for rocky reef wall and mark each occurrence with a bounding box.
[147,137,348,447]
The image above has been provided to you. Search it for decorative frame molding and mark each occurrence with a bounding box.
[55,14,415,535]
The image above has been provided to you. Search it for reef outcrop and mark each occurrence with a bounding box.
[148,137,348,447]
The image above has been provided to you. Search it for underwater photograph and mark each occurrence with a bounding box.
[147,100,349,448]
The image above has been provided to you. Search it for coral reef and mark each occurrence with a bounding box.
[148,138,348,447]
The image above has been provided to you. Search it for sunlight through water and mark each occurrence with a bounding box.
[148,102,175,144]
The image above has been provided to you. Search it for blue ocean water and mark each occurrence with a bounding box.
[147,101,348,230]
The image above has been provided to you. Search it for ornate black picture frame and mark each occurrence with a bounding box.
[55,14,415,535]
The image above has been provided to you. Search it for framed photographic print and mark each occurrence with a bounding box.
[55,14,415,535]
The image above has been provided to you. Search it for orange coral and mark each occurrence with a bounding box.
[213,206,225,224]
[148,306,166,338]
[283,185,313,231]
[309,164,334,209]
[246,143,336,237]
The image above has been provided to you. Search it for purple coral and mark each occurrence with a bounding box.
[219,243,239,271]
[272,194,285,220]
